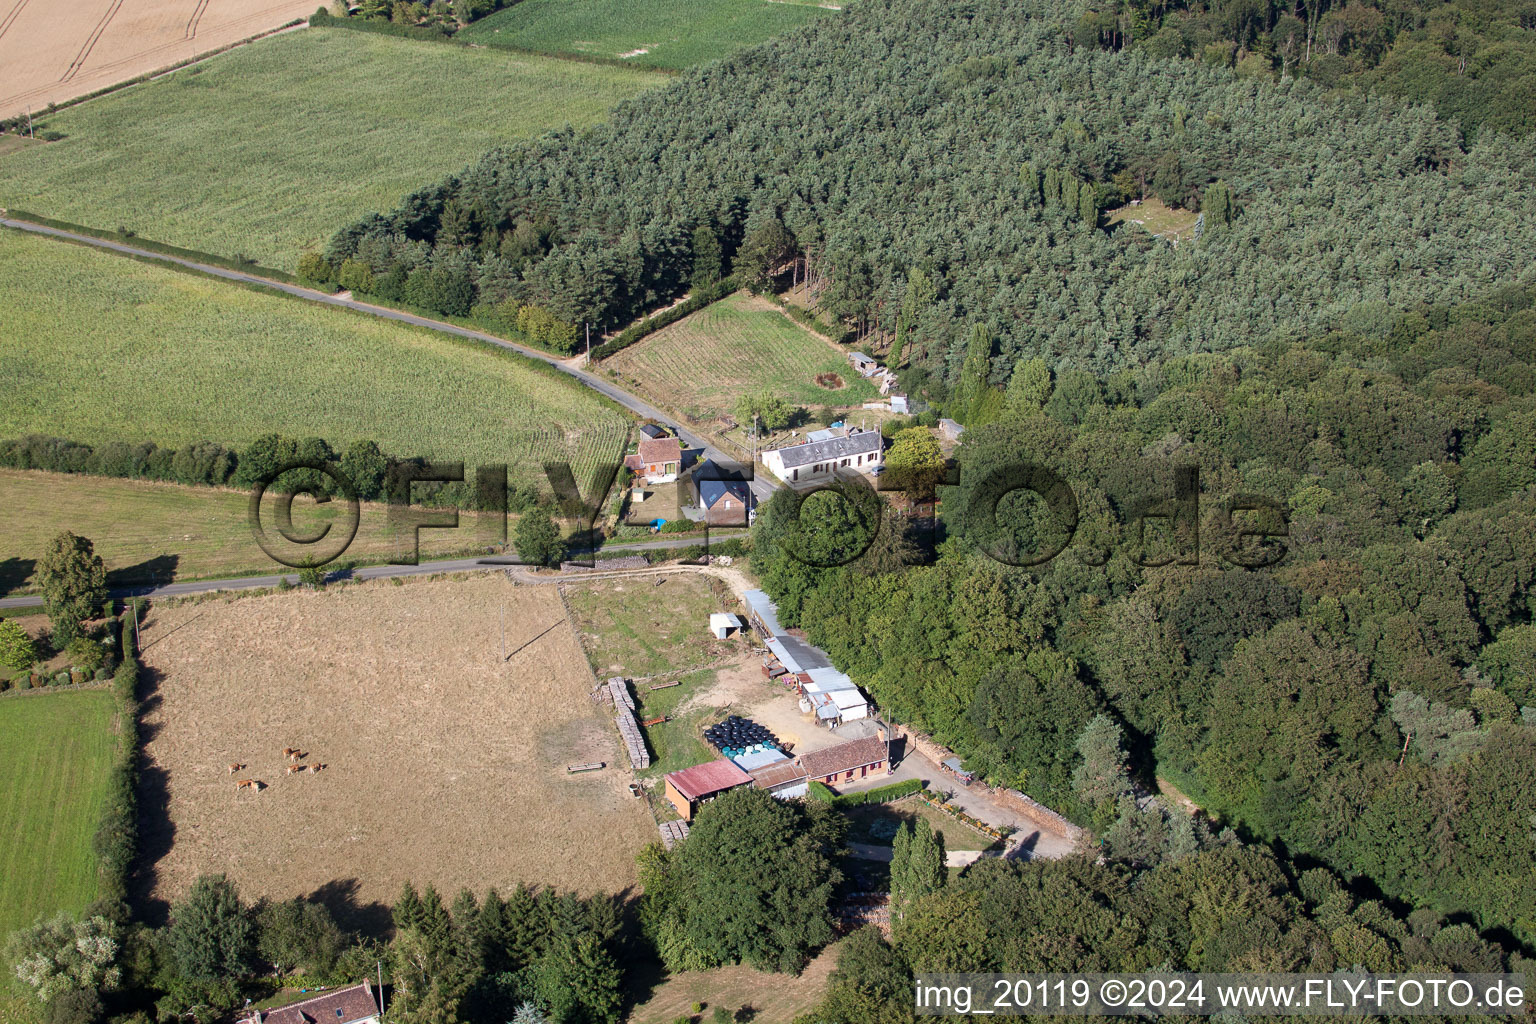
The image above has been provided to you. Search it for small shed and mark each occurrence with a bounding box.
[709,613,744,639]
[849,351,879,376]
[941,756,974,783]
[664,759,753,820]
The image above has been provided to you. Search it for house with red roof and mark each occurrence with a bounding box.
[241,982,379,1024]
[625,436,685,484]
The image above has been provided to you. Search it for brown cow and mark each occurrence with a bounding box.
[227,763,244,774]
[281,748,296,758]
[308,763,327,773]
[285,764,305,774]
[287,749,307,762]
[236,779,263,791]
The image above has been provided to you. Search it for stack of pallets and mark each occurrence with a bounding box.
[607,677,649,769]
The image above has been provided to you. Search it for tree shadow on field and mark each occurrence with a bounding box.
[0,556,35,596]
[305,878,393,937]
[107,553,180,589]
[131,664,176,927]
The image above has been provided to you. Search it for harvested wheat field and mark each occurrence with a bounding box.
[135,573,654,917]
[0,0,315,117]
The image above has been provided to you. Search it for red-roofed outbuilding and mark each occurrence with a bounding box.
[664,759,752,820]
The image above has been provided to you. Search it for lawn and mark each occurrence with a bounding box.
[0,692,119,939]
[460,0,832,69]
[0,470,515,592]
[602,291,878,426]
[636,668,725,781]
[564,573,746,680]
[0,230,631,491]
[0,27,662,271]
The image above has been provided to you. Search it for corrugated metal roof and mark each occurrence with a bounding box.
[806,666,858,691]
[731,747,789,771]
[766,635,831,675]
[743,590,783,637]
[768,429,882,470]
[665,759,752,801]
[829,689,868,710]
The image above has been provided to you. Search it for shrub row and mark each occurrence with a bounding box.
[92,635,140,914]
[656,537,751,563]
[589,277,741,361]
[811,777,926,807]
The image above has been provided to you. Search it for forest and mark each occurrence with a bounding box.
[325,0,1536,387]
[1071,0,1536,139]
[750,277,1536,973]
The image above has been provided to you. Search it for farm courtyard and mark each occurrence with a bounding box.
[135,574,656,918]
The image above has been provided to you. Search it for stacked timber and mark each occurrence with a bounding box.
[608,676,649,769]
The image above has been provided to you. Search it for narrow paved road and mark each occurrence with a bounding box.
[0,534,723,610]
[0,217,780,507]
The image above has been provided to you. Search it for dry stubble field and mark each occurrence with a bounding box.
[136,574,655,916]
[0,0,316,116]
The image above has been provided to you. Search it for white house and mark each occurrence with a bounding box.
[760,428,883,488]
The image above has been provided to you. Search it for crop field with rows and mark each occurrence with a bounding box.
[0,27,662,271]
[602,291,878,424]
[0,230,632,491]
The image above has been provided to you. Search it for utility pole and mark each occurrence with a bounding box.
[500,604,506,662]
[377,960,385,1020]
[585,322,590,367]
[26,107,33,139]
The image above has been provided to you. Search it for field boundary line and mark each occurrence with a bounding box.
[0,217,779,508]
[1,17,305,117]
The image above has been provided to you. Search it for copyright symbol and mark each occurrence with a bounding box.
[248,460,360,569]
[1100,980,1127,1007]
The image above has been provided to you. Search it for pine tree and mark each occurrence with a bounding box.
[1006,357,1052,410]
[1071,713,1133,807]
[1078,183,1099,229]
[691,224,722,289]
[952,322,993,423]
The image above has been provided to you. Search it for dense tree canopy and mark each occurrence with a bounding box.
[331,0,1536,390]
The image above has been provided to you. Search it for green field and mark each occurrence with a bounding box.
[565,574,745,679]
[0,28,661,271]
[0,470,516,592]
[603,291,878,423]
[461,0,832,69]
[0,692,118,941]
[0,230,631,489]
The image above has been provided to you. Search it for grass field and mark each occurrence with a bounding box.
[0,470,517,592]
[603,291,877,425]
[136,575,656,914]
[842,795,999,853]
[564,574,746,680]
[0,692,118,938]
[460,0,832,69]
[0,27,661,270]
[0,230,631,490]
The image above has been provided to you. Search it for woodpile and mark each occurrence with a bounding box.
[608,677,649,769]
[657,820,690,849]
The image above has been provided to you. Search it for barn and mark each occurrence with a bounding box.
[663,758,753,820]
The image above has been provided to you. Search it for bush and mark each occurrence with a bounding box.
[65,637,105,675]
[0,619,38,670]
[45,988,103,1024]
[297,565,327,589]
[808,780,836,802]
[296,251,334,284]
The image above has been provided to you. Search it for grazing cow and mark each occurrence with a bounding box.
[288,749,306,762]
[309,763,327,773]
[285,764,305,774]
[227,763,244,774]
[236,779,263,791]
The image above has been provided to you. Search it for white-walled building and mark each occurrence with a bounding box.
[760,428,883,488]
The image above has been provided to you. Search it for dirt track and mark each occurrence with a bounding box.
[0,0,315,117]
[135,573,656,922]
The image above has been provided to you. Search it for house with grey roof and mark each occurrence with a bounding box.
[759,427,883,488]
